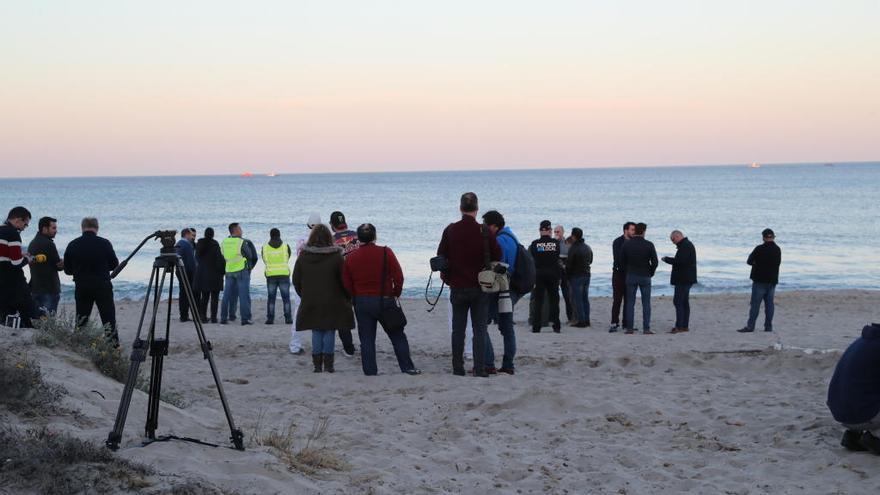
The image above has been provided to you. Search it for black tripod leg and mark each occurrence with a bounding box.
[107,266,160,450]
[145,265,174,440]
[178,262,245,450]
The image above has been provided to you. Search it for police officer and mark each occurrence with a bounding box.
[262,228,292,325]
[529,220,562,333]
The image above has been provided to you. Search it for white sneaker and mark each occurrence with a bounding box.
[289,348,304,355]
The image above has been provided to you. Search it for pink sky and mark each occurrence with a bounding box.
[2,1,878,177]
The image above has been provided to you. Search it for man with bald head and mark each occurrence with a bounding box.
[662,230,697,333]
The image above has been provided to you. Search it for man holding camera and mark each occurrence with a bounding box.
[437,192,501,377]
[28,216,64,315]
[482,210,520,375]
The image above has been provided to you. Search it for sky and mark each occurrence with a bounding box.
[1,0,878,177]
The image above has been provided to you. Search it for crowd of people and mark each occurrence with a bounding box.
[1,200,783,378]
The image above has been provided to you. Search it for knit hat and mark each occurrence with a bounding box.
[330,211,347,229]
[762,228,775,238]
[540,220,552,231]
[307,212,322,228]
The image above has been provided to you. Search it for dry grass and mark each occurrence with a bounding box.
[0,426,153,494]
[0,347,66,418]
[248,410,349,476]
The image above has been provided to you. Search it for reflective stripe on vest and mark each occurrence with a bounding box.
[222,237,246,273]
[262,243,290,277]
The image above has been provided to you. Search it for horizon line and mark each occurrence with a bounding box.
[3,159,877,181]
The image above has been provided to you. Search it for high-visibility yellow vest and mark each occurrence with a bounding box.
[262,243,290,277]
[222,237,246,273]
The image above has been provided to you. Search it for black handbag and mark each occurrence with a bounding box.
[377,247,407,333]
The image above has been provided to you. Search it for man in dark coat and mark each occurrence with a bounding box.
[64,217,119,343]
[662,230,697,333]
[609,222,636,332]
[28,216,64,314]
[175,228,198,322]
[738,228,782,333]
[1,206,42,327]
[194,227,225,323]
[529,220,562,333]
[437,192,501,377]
[620,222,658,334]
[827,323,880,454]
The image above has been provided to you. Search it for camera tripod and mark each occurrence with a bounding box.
[106,233,244,451]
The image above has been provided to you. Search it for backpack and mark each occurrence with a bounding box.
[498,231,536,295]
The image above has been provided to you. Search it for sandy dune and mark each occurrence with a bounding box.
[3,289,879,494]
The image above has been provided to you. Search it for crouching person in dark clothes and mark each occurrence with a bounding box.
[827,323,880,454]
[64,217,120,344]
[343,223,421,376]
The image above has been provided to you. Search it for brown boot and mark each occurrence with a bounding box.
[312,354,323,373]
[323,353,335,373]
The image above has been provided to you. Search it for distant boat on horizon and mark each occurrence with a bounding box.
[266,172,278,177]
[749,162,761,169]
[824,162,835,167]
[241,171,253,177]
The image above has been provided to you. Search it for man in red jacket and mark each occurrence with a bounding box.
[343,223,420,376]
[437,192,501,377]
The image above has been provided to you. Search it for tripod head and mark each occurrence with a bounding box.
[111,230,179,279]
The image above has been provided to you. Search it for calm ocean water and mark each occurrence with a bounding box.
[4,163,879,301]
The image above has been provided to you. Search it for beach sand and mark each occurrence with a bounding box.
[3,289,879,494]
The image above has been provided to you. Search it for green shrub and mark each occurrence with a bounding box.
[33,313,129,382]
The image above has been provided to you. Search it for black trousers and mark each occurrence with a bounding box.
[176,272,196,320]
[338,329,356,355]
[560,267,573,321]
[197,291,220,321]
[75,281,117,343]
[531,272,561,329]
[0,284,41,328]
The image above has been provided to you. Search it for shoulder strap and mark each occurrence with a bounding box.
[481,226,491,269]
[380,247,388,299]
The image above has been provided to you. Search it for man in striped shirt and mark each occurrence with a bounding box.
[1,206,42,327]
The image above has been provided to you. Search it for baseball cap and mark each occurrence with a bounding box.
[540,220,552,231]
[307,212,322,228]
[330,211,346,228]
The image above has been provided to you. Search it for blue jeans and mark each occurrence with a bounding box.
[569,274,591,323]
[311,330,336,355]
[450,287,489,373]
[624,274,652,330]
[747,282,776,331]
[354,296,416,375]
[33,292,61,314]
[266,276,292,322]
[486,292,520,370]
[673,284,692,328]
[220,270,252,323]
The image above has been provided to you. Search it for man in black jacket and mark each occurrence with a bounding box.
[662,230,697,333]
[28,216,64,315]
[566,227,593,328]
[610,222,635,332]
[64,217,120,343]
[529,220,562,333]
[738,228,782,333]
[620,223,658,334]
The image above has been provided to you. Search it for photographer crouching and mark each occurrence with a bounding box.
[437,192,501,377]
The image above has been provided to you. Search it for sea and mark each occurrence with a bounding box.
[4,162,879,302]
